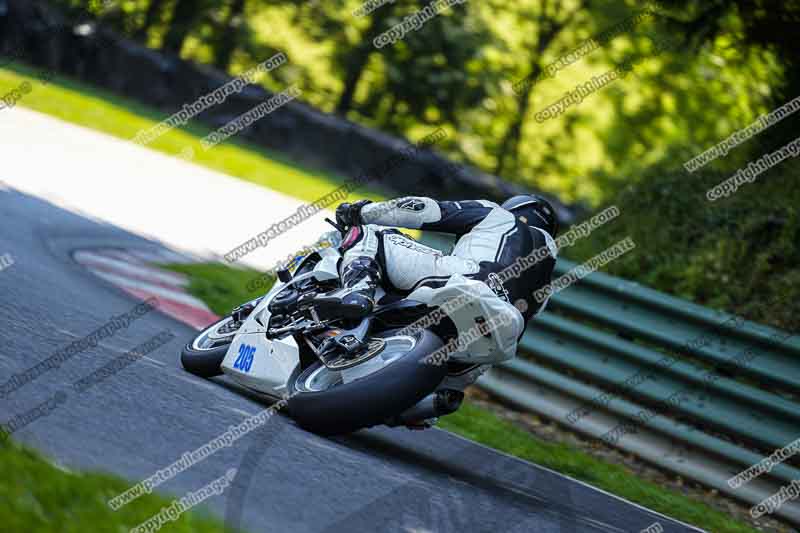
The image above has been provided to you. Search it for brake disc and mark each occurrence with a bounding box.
[322,338,386,371]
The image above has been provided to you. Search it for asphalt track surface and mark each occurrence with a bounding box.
[0,186,704,533]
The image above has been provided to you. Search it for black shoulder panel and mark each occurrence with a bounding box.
[420,200,493,236]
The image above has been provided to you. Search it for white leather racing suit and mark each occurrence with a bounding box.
[338,197,558,390]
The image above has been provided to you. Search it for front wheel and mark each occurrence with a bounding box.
[180,316,239,377]
[287,329,448,435]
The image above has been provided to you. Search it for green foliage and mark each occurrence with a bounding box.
[566,161,800,332]
[349,3,499,133]
[51,0,797,206]
[0,439,234,533]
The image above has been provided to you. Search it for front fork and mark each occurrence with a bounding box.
[231,298,261,323]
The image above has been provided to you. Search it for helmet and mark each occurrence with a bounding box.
[501,194,559,237]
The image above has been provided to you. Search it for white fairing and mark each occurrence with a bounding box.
[221,243,342,395]
[408,274,524,364]
[223,332,297,395]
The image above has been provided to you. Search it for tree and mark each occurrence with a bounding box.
[354,4,498,134]
[659,0,800,97]
[135,0,170,42]
[161,0,206,55]
[334,3,399,115]
[493,0,588,176]
[213,0,248,71]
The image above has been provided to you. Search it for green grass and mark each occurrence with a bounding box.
[0,439,232,533]
[439,402,759,533]
[165,262,271,316]
[0,63,383,206]
[168,261,760,533]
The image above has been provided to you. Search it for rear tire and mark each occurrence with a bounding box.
[287,329,447,435]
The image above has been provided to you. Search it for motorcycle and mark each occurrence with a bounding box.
[180,222,466,435]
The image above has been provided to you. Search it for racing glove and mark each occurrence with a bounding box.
[335,200,372,228]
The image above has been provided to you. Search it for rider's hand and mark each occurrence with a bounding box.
[335,200,372,229]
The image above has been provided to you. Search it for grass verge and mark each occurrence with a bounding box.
[165,261,760,533]
[0,438,232,533]
[165,262,269,316]
[0,63,383,206]
[439,402,759,533]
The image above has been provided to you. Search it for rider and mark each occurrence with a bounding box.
[316,194,559,389]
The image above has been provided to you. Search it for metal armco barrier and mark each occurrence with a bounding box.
[486,258,800,524]
[420,233,800,524]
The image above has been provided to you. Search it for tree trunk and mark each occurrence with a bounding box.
[493,20,567,177]
[494,65,539,177]
[135,0,169,42]
[214,0,246,72]
[162,0,200,55]
[335,7,395,115]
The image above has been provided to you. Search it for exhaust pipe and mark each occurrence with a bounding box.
[388,389,464,427]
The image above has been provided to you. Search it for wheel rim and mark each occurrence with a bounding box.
[297,335,417,392]
[191,317,239,351]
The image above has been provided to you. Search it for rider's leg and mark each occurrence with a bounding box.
[316,226,480,321]
[307,225,383,321]
[339,224,382,289]
[376,230,479,291]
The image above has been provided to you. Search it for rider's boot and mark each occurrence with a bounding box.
[302,256,382,322]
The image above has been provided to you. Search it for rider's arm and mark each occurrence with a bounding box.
[360,197,498,235]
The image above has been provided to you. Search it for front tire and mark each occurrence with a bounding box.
[181,317,238,377]
[287,329,447,435]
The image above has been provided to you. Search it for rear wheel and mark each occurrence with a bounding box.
[287,329,447,435]
[180,317,239,377]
